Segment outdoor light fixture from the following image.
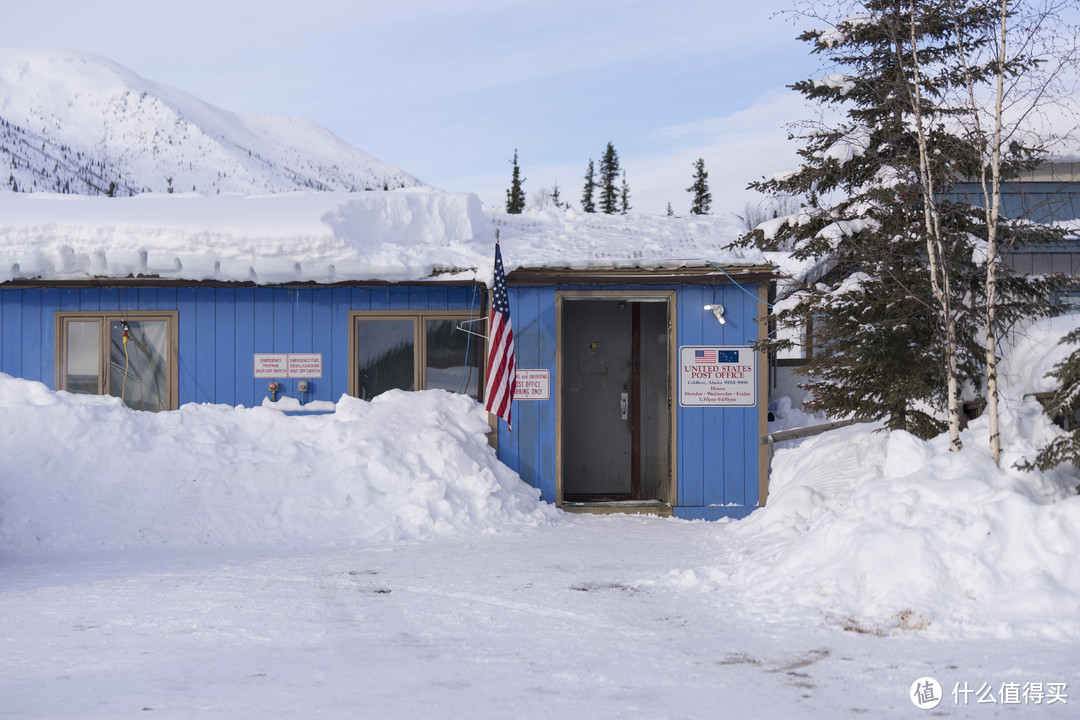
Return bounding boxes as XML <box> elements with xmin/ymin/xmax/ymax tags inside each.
<box><xmin>703</xmin><ymin>303</ymin><xmax>726</xmax><ymax>324</ymax></box>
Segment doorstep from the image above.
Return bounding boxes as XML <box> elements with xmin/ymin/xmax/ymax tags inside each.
<box><xmin>559</xmin><ymin>500</ymin><xmax>674</xmax><ymax>517</ymax></box>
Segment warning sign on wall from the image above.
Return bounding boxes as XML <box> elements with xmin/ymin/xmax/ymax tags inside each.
<box><xmin>286</xmin><ymin>354</ymin><xmax>322</xmax><ymax>378</ymax></box>
<box><xmin>254</xmin><ymin>353</ymin><xmax>323</xmax><ymax>379</ymax></box>
<box><xmin>513</xmin><ymin>369</ymin><xmax>550</xmax><ymax>400</ymax></box>
<box><xmin>254</xmin><ymin>354</ymin><xmax>288</xmax><ymax>378</ymax></box>
<box><xmin>678</xmin><ymin>346</ymin><xmax>756</xmax><ymax>407</ymax></box>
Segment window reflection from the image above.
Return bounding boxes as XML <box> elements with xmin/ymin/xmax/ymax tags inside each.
<box><xmin>64</xmin><ymin>320</ymin><xmax>101</xmax><ymax>395</ymax></box>
<box><xmin>109</xmin><ymin>321</ymin><xmax>170</xmax><ymax>411</ymax></box>
<box><xmin>425</xmin><ymin>318</ymin><xmax>481</xmax><ymax>400</ymax></box>
<box><xmin>355</xmin><ymin>319</ymin><xmax>415</xmax><ymax>400</ymax></box>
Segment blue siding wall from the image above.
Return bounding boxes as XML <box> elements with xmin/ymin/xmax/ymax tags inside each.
<box><xmin>1</xmin><ymin>280</ymin><xmax>763</xmax><ymax>519</ymax></box>
<box><xmin>0</xmin><ymin>285</ymin><xmax>480</xmax><ymax>407</ymax></box>
<box><xmin>496</xmin><ymin>286</ymin><xmax>558</xmax><ymax>502</ymax></box>
<box><xmin>496</xmin><ymin>282</ymin><xmax>764</xmax><ymax>518</ymax></box>
<box><xmin>674</xmin><ymin>283</ymin><xmax>761</xmax><ymax>520</ymax></box>
<box><xmin>948</xmin><ymin>181</ymin><xmax>1080</xmax><ymax>225</ymax></box>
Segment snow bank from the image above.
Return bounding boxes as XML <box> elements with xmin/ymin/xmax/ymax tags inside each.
<box><xmin>0</xmin><ymin>189</ymin><xmax>766</xmax><ymax>286</ymax></box>
<box><xmin>491</xmin><ymin>206</ymin><xmax>763</xmax><ymax>278</ymax></box>
<box><xmin>725</xmin><ymin>410</ymin><xmax>1080</xmax><ymax>639</ymax></box>
<box><xmin>668</xmin><ymin>314</ymin><xmax>1080</xmax><ymax>640</ymax></box>
<box><xmin>0</xmin><ymin>189</ymin><xmax>493</xmax><ymax>284</ymax></box>
<box><xmin>999</xmin><ymin>314</ymin><xmax>1080</xmax><ymax>396</ymax></box>
<box><xmin>0</xmin><ymin>378</ymin><xmax>560</xmax><ymax>553</ymax></box>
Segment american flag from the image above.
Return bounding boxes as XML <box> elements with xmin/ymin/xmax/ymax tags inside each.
<box><xmin>483</xmin><ymin>241</ymin><xmax>516</xmax><ymax>428</ymax></box>
<box><xmin>694</xmin><ymin>349</ymin><xmax>717</xmax><ymax>364</ymax></box>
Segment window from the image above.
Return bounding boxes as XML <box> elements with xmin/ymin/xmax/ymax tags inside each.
<box><xmin>774</xmin><ymin>315</ymin><xmax>813</xmax><ymax>364</ymax></box>
<box><xmin>56</xmin><ymin>312</ymin><xmax>178</xmax><ymax>411</ymax></box>
<box><xmin>350</xmin><ymin>311</ymin><xmax>483</xmax><ymax>401</ymax></box>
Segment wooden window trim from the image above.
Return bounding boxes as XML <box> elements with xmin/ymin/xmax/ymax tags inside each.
<box><xmin>54</xmin><ymin>310</ymin><xmax>179</xmax><ymax>410</ymax></box>
<box><xmin>348</xmin><ymin>310</ymin><xmax>486</xmax><ymax>399</ymax></box>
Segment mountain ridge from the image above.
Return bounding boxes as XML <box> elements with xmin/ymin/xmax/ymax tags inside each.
<box><xmin>0</xmin><ymin>47</ymin><xmax>422</xmax><ymax>197</ymax></box>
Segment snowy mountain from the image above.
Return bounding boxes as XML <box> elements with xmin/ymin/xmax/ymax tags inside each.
<box><xmin>0</xmin><ymin>48</ymin><xmax>422</xmax><ymax>196</ymax></box>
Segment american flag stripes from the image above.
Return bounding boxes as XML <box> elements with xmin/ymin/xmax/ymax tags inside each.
<box><xmin>483</xmin><ymin>240</ymin><xmax>515</xmax><ymax>428</ymax></box>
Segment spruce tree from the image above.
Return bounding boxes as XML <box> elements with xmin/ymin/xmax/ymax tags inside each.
<box><xmin>598</xmin><ymin>142</ymin><xmax>620</xmax><ymax>214</ymax></box>
<box><xmin>505</xmin><ymin>149</ymin><xmax>526</xmax><ymax>214</ymax></box>
<box><xmin>739</xmin><ymin>1</ymin><xmax>1059</xmax><ymax>439</ymax></box>
<box><xmin>687</xmin><ymin>158</ymin><xmax>711</xmax><ymax>215</ymax></box>
<box><xmin>620</xmin><ymin>170</ymin><xmax>631</xmax><ymax>214</ymax></box>
<box><xmin>1027</xmin><ymin>328</ymin><xmax>1080</xmax><ymax>470</ymax></box>
<box><xmin>666</xmin><ymin>202</ymin><xmax>674</xmax><ymax>217</ymax></box>
<box><xmin>581</xmin><ymin>160</ymin><xmax>596</xmax><ymax>213</ymax></box>
<box><xmin>551</xmin><ymin>181</ymin><xmax>568</xmax><ymax>210</ymax></box>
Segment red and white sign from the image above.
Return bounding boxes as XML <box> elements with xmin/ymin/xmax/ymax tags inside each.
<box><xmin>286</xmin><ymin>354</ymin><xmax>322</xmax><ymax>378</ymax></box>
<box><xmin>513</xmin><ymin>369</ymin><xmax>550</xmax><ymax>401</ymax></box>
<box><xmin>254</xmin><ymin>354</ymin><xmax>288</xmax><ymax>378</ymax></box>
<box><xmin>253</xmin><ymin>353</ymin><xmax>323</xmax><ymax>378</ymax></box>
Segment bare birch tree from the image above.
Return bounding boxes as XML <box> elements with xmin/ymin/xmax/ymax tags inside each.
<box><xmin>945</xmin><ymin>0</ymin><xmax>1080</xmax><ymax>463</ymax></box>
<box><xmin>899</xmin><ymin>0</ymin><xmax>966</xmax><ymax>450</ymax></box>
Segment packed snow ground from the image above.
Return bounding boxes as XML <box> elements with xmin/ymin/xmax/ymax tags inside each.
<box><xmin>2</xmin><ymin>319</ymin><xmax>1080</xmax><ymax>717</ymax></box>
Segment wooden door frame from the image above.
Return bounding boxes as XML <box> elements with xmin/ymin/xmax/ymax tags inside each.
<box><xmin>555</xmin><ymin>290</ymin><xmax>677</xmax><ymax>507</ymax></box>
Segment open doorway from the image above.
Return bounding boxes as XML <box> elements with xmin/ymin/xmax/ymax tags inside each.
<box><xmin>560</xmin><ymin>295</ymin><xmax>672</xmax><ymax>505</ymax></box>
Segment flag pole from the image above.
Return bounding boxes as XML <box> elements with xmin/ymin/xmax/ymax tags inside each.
<box><xmin>483</xmin><ymin>229</ymin><xmax>515</xmax><ymax>431</ymax></box>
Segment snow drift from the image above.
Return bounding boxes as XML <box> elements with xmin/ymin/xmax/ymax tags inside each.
<box><xmin>3</xmin><ymin>317</ymin><xmax>1080</xmax><ymax>641</ymax></box>
<box><xmin>666</xmin><ymin>315</ymin><xmax>1080</xmax><ymax>639</ymax></box>
<box><xmin>0</xmin><ymin>378</ymin><xmax>559</xmax><ymax>552</ymax></box>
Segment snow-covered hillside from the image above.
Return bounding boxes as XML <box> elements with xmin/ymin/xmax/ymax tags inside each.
<box><xmin>0</xmin><ymin>48</ymin><xmax>421</xmax><ymax>196</ymax></box>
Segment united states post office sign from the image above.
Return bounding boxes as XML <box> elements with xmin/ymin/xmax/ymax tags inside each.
<box><xmin>678</xmin><ymin>346</ymin><xmax>756</xmax><ymax>407</ymax></box>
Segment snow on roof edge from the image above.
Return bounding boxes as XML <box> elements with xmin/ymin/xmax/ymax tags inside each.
<box><xmin>0</xmin><ymin>189</ymin><xmax>771</xmax><ymax>286</ymax></box>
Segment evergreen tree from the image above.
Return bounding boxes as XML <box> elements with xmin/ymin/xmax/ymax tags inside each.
<box><xmin>581</xmin><ymin>160</ymin><xmax>596</xmax><ymax>213</ymax></box>
<box><xmin>687</xmin><ymin>158</ymin><xmax>711</xmax><ymax>215</ymax></box>
<box><xmin>551</xmin><ymin>181</ymin><xmax>569</xmax><ymax>210</ymax></box>
<box><xmin>505</xmin><ymin>149</ymin><xmax>526</xmax><ymax>214</ymax></box>
<box><xmin>598</xmin><ymin>142</ymin><xmax>620</xmax><ymax>214</ymax></box>
<box><xmin>619</xmin><ymin>170</ymin><xmax>631</xmax><ymax>214</ymax></box>
<box><xmin>739</xmin><ymin>1</ymin><xmax>1059</xmax><ymax>439</ymax></box>
<box><xmin>666</xmin><ymin>202</ymin><xmax>674</xmax><ymax>217</ymax></box>
<box><xmin>1026</xmin><ymin>328</ymin><xmax>1080</xmax><ymax>470</ymax></box>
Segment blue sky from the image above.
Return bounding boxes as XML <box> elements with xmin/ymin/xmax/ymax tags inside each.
<box><xmin>7</xmin><ymin>0</ymin><xmax>824</xmax><ymax>215</ymax></box>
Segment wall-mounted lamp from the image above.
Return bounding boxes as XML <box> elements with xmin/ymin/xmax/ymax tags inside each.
<box><xmin>703</xmin><ymin>303</ymin><xmax>726</xmax><ymax>325</ymax></box>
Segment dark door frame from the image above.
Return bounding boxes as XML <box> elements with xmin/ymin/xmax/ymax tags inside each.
<box><xmin>555</xmin><ymin>289</ymin><xmax>677</xmax><ymax>507</ymax></box>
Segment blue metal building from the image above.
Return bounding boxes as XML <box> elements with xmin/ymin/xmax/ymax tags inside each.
<box><xmin>0</xmin><ymin>190</ymin><xmax>774</xmax><ymax>519</ymax></box>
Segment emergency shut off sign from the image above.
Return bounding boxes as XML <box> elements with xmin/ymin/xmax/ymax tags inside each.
<box><xmin>678</xmin><ymin>346</ymin><xmax>756</xmax><ymax>407</ymax></box>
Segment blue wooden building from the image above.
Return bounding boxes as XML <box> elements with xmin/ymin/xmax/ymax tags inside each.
<box><xmin>948</xmin><ymin>161</ymin><xmax>1080</xmax><ymax>276</ymax></box>
<box><xmin>0</xmin><ymin>189</ymin><xmax>774</xmax><ymax>519</ymax></box>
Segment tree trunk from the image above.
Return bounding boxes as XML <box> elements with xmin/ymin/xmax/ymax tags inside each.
<box><xmin>948</xmin><ymin>0</ymin><xmax>1008</xmax><ymax>464</ymax></box>
<box><xmin>906</xmin><ymin>0</ymin><xmax>963</xmax><ymax>451</ymax></box>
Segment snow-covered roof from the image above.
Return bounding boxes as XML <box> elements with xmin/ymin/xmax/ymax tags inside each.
<box><xmin>0</xmin><ymin>188</ymin><xmax>769</xmax><ymax>286</ymax></box>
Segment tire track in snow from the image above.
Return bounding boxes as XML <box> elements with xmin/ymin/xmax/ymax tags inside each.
<box><xmin>398</xmin><ymin>585</ymin><xmax>651</xmax><ymax>638</ymax></box>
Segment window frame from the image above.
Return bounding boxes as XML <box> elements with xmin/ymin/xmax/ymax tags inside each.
<box><xmin>54</xmin><ymin>310</ymin><xmax>179</xmax><ymax>411</ymax></box>
<box><xmin>348</xmin><ymin>309</ymin><xmax>486</xmax><ymax>401</ymax></box>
